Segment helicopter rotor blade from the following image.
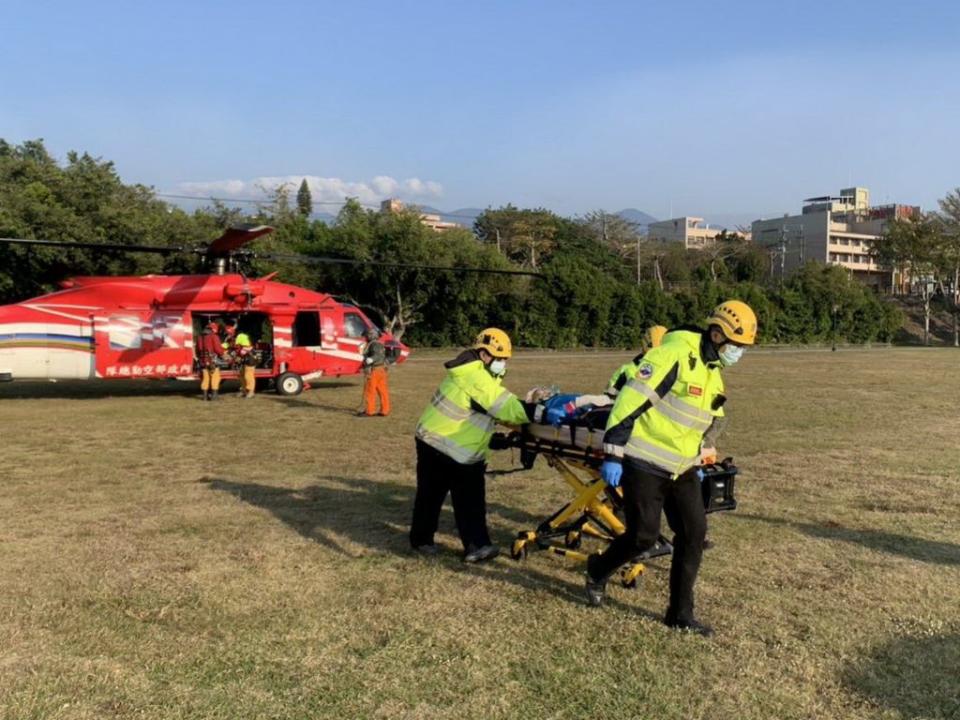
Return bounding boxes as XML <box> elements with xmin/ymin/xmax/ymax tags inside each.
<box><xmin>0</xmin><ymin>237</ymin><xmax>186</xmax><ymax>254</ymax></box>
<box><xmin>258</xmin><ymin>252</ymin><xmax>544</xmax><ymax>278</ymax></box>
<box><xmin>206</xmin><ymin>225</ymin><xmax>275</xmax><ymax>256</ymax></box>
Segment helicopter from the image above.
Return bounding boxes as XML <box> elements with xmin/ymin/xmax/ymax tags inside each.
<box><xmin>0</xmin><ymin>226</ymin><xmax>539</xmax><ymax>395</ymax></box>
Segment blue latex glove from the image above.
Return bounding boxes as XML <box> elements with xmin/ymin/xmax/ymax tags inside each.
<box><xmin>545</xmin><ymin>406</ymin><xmax>566</xmax><ymax>426</ymax></box>
<box><xmin>600</xmin><ymin>460</ymin><xmax>622</xmax><ymax>487</ymax></box>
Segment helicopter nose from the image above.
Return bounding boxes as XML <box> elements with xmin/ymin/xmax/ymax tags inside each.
<box><xmin>384</xmin><ymin>337</ymin><xmax>410</xmax><ymax>364</ymax></box>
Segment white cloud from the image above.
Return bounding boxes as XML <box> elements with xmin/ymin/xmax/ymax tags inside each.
<box><xmin>173</xmin><ymin>174</ymin><xmax>444</xmax><ymax>207</ymax></box>
<box><xmin>371</xmin><ymin>175</ymin><xmax>399</xmax><ymax>196</ymax></box>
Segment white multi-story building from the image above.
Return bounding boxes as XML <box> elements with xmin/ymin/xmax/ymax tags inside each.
<box><xmin>647</xmin><ymin>216</ymin><xmax>722</xmax><ymax>249</ymax></box>
<box><xmin>751</xmin><ymin>187</ymin><xmax>919</xmax><ymax>289</ymax></box>
<box><xmin>380</xmin><ymin>198</ymin><xmax>462</xmax><ymax>232</ymax></box>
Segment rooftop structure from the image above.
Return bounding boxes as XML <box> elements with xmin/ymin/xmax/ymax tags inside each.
<box><xmin>751</xmin><ymin>187</ymin><xmax>919</xmax><ymax>289</ymax></box>
<box><xmin>647</xmin><ymin>216</ymin><xmax>722</xmax><ymax>249</ymax></box>
<box><xmin>380</xmin><ymin>199</ymin><xmax>462</xmax><ymax>232</ymax></box>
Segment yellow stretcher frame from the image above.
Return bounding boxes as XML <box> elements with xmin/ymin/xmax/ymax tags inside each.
<box><xmin>504</xmin><ymin>434</ymin><xmax>673</xmax><ymax>589</ymax></box>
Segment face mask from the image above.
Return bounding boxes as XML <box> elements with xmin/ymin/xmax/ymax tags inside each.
<box><xmin>488</xmin><ymin>359</ymin><xmax>507</xmax><ymax>377</ymax></box>
<box><xmin>718</xmin><ymin>344</ymin><xmax>744</xmax><ymax>367</ymax></box>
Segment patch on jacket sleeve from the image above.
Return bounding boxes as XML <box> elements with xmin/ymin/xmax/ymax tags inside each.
<box><xmin>637</xmin><ymin>362</ymin><xmax>655</xmax><ymax>380</ymax></box>
<box><xmin>689</xmin><ymin>384</ymin><xmax>703</xmax><ymax>397</ymax></box>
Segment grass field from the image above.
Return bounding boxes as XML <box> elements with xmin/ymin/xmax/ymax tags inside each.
<box><xmin>2</xmin><ymin>348</ymin><xmax>959</xmax><ymax>720</ymax></box>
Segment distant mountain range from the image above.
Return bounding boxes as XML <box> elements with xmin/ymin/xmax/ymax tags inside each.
<box><xmin>614</xmin><ymin>208</ymin><xmax>659</xmax><ymax>228</ymax></box>
<box><xmin>309</xmin><ymin>205</ymin><xmax>759</xmax><ymax>232</ymax></box>
<box><xmin>411</xmin><ymin>206</ymin><xmax>660</xmax><ymax>229</ymax></box>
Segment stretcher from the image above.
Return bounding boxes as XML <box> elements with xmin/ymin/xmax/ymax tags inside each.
<box><xmin>491</xmin><ymin>407</ymin><xmax>739</xmax><ymax>588</ymax></box>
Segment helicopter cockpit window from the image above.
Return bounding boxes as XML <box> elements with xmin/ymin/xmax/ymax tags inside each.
<box><xmin>343</xmin><ymin>313</ymin><xmax>369</xmax><ymax>339</ymax></box>
<box><xmin>293</xmin><ymin>311</ymin><xmax>321</xmax><ymax>347</ymax></box>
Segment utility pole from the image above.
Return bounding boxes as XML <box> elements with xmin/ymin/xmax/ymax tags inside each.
<box><xmin>636</xmin><ymin>235</ymin><xmax>641</xmax><ymax>285</ymax></box>
<box><xmin>831</xmin><ymin>303</ymin><xmax>839</xmax><ymax>351</ymax></box>
<box><xmin>779</xmin><ymin>225</ymin><xmax>787</xmax><ymax>287</ymax></box>
<box><xmin>495</xmin><ymin>228</ymin><xmax>501</xmax><ymax>254</ymax></box>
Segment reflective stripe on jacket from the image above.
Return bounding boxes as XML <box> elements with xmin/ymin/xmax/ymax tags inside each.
<box><xmin>602</xmin><ymin>330</ymin><xmax>724</xmax><ymax>478</ymax></box>
<box><xmin>416</xmin><ymin>351</ymin><xmax>529</xmax><ymax>464</ymax></box>
<box><xmin>604</xmin><ymin>350</ymin><xmax>646</xmax><ymax>396</ymax></box>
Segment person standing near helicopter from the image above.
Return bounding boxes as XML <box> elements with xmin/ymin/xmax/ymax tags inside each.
<box><xmin>233</xmin><ymin>327</ymin><xmax>256</xmax><ymax>398</ymax></box>
<box><xmin>197</xmin><ymin>321</ymin><xmax>225</xmax><ymax>401</ymax></box>
<box><xmin>358</xmin><ymin>327</ymin><xmax>391</xmax><ymax>417</ymax></box>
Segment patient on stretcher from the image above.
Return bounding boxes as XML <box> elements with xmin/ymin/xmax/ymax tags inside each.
<box><xmin>521</xmin><ymin>387</ymin><xmax>614</xmax><ymax>450</ymax></box>
<box><xmin>522</xmin><ymin>386</ymin><xmax>725</xmax><ymax>462</ymax></box>
<box><xmin>525</xmin><ymin>386</ymin><xmax>611</xmax><ymax>425</ymax></box>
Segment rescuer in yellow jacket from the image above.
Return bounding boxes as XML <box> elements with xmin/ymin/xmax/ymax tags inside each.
<box><xmin>585</xmin><ymin>301</ymin><xmax>757</xmax><ymax>637</ymax></box>
<box><xmin>605</xmin><ymin>325</ymin><xmax>668</xmax><ymax>397</ymax></box>
<box><xmin>411</xmin><ymin>328</ymin><xmax>533</xmax><ymax>563</ymax></box>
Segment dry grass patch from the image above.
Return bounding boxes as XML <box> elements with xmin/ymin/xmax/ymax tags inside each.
<box><xmin>1</xmin><ymin>348</ymin><xmax>958</xmax><ymax>719</ymax></box>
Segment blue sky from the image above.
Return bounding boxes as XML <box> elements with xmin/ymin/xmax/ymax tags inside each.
<box><xmin>2</xmin><ymin>0</ymin><xmax>958</xmax><ymax>224</ymax></box>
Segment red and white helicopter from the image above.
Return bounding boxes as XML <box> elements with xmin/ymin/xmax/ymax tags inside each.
<box><xmin>0</xmin><ymin>226</ymin><xmax>539</xmax><ymax>394</ymax></box>
<box><xmin>0</xmin><ymin>226</ymin><xmax>412</xmax><ymax>394</ymax></box>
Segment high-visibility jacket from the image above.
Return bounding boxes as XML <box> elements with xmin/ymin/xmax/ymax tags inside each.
<box><xmin>603</xmin><ymin>329</ymin><xmax>725</xmax><ymax>478</ymax></box>
<box><xmin>416</xmin><ymin>350</ymin><xmax>530</xmax><ymax>465</ymax></box>
<box><xmin>605</xmin><ymin>351</ymin><xmax>645</xmax><ymax>397</ymax></box>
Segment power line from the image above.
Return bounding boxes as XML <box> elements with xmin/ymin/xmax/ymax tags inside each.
<box><xmin>156</xmin><ymin>192</ymin><xmax>355</xmax><ymax>207</ymax></box>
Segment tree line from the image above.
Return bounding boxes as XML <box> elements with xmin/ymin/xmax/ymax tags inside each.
<box><xmin>0</xmin><ymin>139</ymin><xmax>915</xmax><ymax>347</ymax></box>
<box><xmin>868</xmin><ymin>199</ymin><xmax>960</xmax><ymax>346</ymax></box>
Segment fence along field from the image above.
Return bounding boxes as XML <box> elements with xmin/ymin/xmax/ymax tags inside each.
<box><xmin>1</xmin><ymin>348</ymin><xmax>958</xmax><ymax>720</ymax></box>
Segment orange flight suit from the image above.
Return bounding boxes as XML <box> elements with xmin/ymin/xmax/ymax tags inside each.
<box><xmin>361</xmin><ymin>337</ymin><xmax>390</xmax><ymax>416</ymax></box>
<box><xmin>363</xmin><ymin>366</ymin><xmax>390</xmax><ymax>416</ymax></box>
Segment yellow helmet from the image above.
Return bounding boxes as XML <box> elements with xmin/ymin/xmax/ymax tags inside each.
<box><xmin>473</xmin><ymin>327</ymin><xmax>513</xmax><ymax>358</ymax></box>
<box><xmin>646</xmin><ymin>325</ymin><xmax>668</xmax><ymax>348</ymax></box>
<box><xmin>707</xmin><ymin>300</ymin><xmax>757</xmax><ymax>345</ymax></box>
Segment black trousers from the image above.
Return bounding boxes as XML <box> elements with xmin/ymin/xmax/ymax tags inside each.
<box><xmin>588</xmin><ymin>461</ymin><xmax>706</xmax><ymax>622</ymax></box>
<box><xmin>410</xmin><ymin>439</ymin><xmax>491</xmax><ymax>551</ymax></box>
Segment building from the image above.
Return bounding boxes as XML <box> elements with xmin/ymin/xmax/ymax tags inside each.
<box><xmin>647</xmin><ymin>217</ymin><xmax>722</xmax><ymax>249</ymax></box>
<box><xmin>751</xmin><ymin>187</ymin><xmax>919</xmax><ymax>289</ymax></box>
<box><xmin>380</xmin><ymin>198</ymin><xmax>462</xmax><ymax>232</ymax></box>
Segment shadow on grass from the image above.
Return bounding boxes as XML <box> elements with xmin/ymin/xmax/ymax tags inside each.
<box><xmin>844</xmin><ymin>632</ymin><xmax>960</xmax><ymax>719</ymax></box>
<box><xmin>202</xmin><ymin>474</ymin><xmax>544</xmax><ymax>549</ymax></box>
<box><xmin>200</xmin><ymin>474</ymin><xmax>662</xmax><ymax>617</ymax></box>
<box><xmin>0</xmin><ymin>379</ymin><xmax>203</xmax><ymax>399</ymax></box>
<box><xmin>0</xmin><ymin>378</ymin><xmax>356</xmax><ymax>400</ymax></box>
<box><xmin>307</xmin><ymin>380</ymin><xmax>359</xmax><ymax>390</ymax></box>
<box><xmin>735</xmin><ymin>513</ymin><xmax>960</xmax><ymax>567</ymax></box>
<box><xmin>265</xmin><ymin>396</ymin><xmax>359</xmax><ymax>414</ymax></box>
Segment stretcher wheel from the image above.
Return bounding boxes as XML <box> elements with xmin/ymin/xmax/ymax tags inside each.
<box><xmin>510</xmin><ymin>540</ymin><xmax>528</xmax><ymax>561</ymax></box>
<box><xmin>520</xmin><ymin>448</ymin><xmax>537</xmax><ymax>470</ymax></box>
<box><xmin>564</xmin><ymin>531</ymin><xmax>582</xmax><ymax>550</ymax></box>
<box><xmin>619</xmin><ymin>565</ymin><xmax>644</xmax><ymax>589</ymax></box>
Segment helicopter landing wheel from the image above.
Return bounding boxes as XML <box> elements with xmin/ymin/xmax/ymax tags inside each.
<box><xmin>276</xmin><ymin>372</ymin><xmax>304</xmax><ymax>396</ymax></box>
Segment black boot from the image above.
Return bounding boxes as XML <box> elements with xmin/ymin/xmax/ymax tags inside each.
<box><xmin>584</xmin><ymin>554</ymin><xmax>608</xmax><ymax>607</ymax></box>
<box><xmin>463</xmin><ymin>544</ymin><xmax>500</xmax><ymax>563</ymax></box>
<box><xmin>210</xmin><ymin>391</ymin><xmax>219</xmax><ymax>401</ymax></box>
<box><xmin>664</xmin><ymin>614</ymin><xmax>714</xmax><ymax>637</ymax></box>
